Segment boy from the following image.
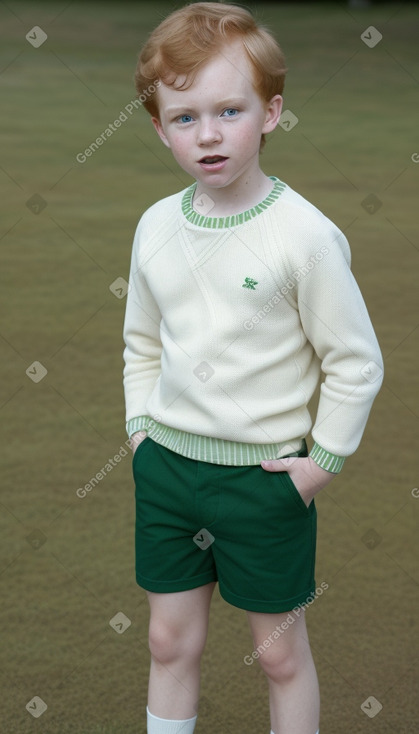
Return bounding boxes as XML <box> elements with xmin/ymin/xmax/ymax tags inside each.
<box><xmin>123</xmin><ymin>3</ymin><xmax>383</xmax><ymax>733</ymax></box>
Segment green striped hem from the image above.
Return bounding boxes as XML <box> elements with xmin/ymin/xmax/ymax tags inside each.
<box><xmin>127</xmin><ymin>415</ymin><xmax>149</xmax><ymax>436</ymax></box>
<box><xmin>309</xmin><ymin>442</ymin><xmax>346</xmax><ymax>473</ymax></box>
<box><xmin>126</xmin><ymin>416</ymin><xmax>304</xmax><ymax>467</ymax></box>
<box><xmin>181</xmin><ymin>176</ymin><xmax>286</xmax><ymax>228</ymax></box>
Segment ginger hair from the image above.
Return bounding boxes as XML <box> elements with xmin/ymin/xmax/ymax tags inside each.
<box><xmin>134</xmin><ymin>2</ymin><xmax>287</xmax><ymax>149</ymax></box>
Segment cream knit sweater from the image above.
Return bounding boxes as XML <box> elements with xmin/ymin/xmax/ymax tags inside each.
<box><xmin>123</xmin><ymin>177</ymin><xmax>383</xmax><ymax>470</ymax></box>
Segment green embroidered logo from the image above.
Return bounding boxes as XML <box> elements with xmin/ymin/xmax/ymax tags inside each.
<box><xmin>242</xmin><ymin>277</ymin><xmax>258</xmax><ymax>290</ymax></box>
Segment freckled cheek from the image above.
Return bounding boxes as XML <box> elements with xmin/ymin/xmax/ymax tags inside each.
<box><xmin>235</xmin><ymin>125</ymin><xmax>260</xmax><ymax>151</ymax></box>
<box><xmin>169</xmin><ymin>135</ymin><xmax>193</xmax><ymax>161</ymax></box>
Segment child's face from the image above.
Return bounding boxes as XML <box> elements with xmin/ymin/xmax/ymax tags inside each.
<box><xmin>151</xmin><ymin>39</ymin><xmax>282</xmax><ymax>190</ymax></box>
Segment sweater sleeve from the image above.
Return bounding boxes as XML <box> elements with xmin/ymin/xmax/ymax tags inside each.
<box><xmin>290</xmin><ymin>217</ymin><xmax>384</xmax><ymax>461</ymax></box>
<box><xmin>122</xmin><ymin>219</ymin><xmax>163</xmax><ymax>435</ymax></box>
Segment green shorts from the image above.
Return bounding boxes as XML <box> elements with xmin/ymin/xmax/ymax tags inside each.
<box><xmin>132</xmin><ymin>437</ymin><xmax>317</xmax><ymax>613</ymax></box>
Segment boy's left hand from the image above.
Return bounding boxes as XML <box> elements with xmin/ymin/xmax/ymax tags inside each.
<box><xmin>260</xmin><ymin>456</ymin><xmax>337</xmax><ymax>508</ymax></box>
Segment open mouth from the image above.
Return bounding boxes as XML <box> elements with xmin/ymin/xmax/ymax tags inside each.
<box><xmin>199</xmin><ymin>156</ymin><xmax>228</xmax><ymax>164</ymax></box>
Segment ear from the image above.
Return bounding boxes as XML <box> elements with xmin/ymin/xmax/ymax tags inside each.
<box><xmin>151</xmin><ymin>117</ymin><xmax>171</xmax><ymax>148</ymax></box>
<box><xmin>262</xmin><ymin>95</ymin><xmax>283</xmax><ymax>134</ymax></box>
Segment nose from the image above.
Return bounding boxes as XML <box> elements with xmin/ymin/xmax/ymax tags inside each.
<box><xmin>196</xmin><ymin>117</ymin><xmax>222</xmax><ymax>146</ymax></box>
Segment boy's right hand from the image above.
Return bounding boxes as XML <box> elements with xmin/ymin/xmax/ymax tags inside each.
<box><xmin>130</xmin><ymin>430</ymin><xmax>148</xmax><ymax>454</ymax></box>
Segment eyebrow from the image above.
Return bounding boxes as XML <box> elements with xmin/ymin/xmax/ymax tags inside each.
<box><xmin>165</xmin><ymin>98</ymin><xmax>248</xmax><ymax>115</ymax></box>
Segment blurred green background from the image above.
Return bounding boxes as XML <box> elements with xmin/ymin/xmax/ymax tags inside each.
<box><xmin>1</xmin><ymin>2</ymin><xmax>418</xmax><ymax>732</ymax></box>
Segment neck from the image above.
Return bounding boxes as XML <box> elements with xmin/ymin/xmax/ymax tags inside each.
<box><xmin>193</xmin><ymin>169</ymin><xmax>274</xmax><ymax>218</ymax></box>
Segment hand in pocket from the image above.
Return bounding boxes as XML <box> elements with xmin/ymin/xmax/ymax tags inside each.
<box><xmin>130</xmin><ymin>430</ymin><xmax>148</xmax><ymax>455</ymax></box>
<box><xmin>260</xmin><ymin>456</ymin><xmax>336</xmax><ymax>507</ymax></box>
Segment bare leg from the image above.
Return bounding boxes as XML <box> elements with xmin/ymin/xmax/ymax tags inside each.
<box><xmin>147</xmin><ymin>582</ymin><xmax>216</xmax><ymax>719</ymax></box>
<box><xmin>246</xmin><ymin>609</ymin><xmax>319</xmax><ymax>734</ymax></box>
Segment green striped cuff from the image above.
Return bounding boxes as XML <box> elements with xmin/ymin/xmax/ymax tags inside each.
<box><xmin>309</xmin><ymin>442</ymin><xmax>346</xmax><ymax>473</ymax></box>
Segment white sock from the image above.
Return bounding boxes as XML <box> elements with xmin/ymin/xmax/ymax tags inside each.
<box><xmin>147</xmin><ymin>706</ymin><xmax>197</xmax><ymax>734</ymax></box>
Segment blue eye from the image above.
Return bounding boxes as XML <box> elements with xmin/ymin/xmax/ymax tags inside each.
<box><xmin>222</xmin><ymin>108</ymin><xmax>238</xmax><ymax>117</ymax></box>
<box><xmin>178</xmin><ymin>114</ymin><xmax>193</xmax><ymax>123</ymax></box>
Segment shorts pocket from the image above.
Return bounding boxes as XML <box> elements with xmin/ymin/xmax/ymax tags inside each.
<box><xmin>132</xmin><ymin>436</ymin><xmax>151</xmax><ymax>472</ymax></box>
<box><xmin>282</xmin><ymin>472</ymin><xmax>312</xmax><ymax>516</ymax></box>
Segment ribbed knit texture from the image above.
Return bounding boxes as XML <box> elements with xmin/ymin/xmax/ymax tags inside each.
<box><xmin>182</xmin><ymin>175</ymin><xmax>286</xmax><ymax>228</ymax></box>
<box><xmin>271</xmin><ymin>727</ymin><xmax>319</xmax><ymax>733</ymax></box>
<box><xmin>123</xmin><ymin>177</ymin><xmax>383</xmax><ymax>468</ymax></box>
<box><xmin>127</xmin><ymin>415</ymin><xmax>305</xmax><ymax>465</ymax></box>
<box><xmin>147</xmin><ymin>707</ymin><xmax>197</xmax><ymax>734</ymax></box>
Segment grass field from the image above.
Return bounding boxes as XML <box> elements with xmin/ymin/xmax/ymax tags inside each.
<box><xmin>1</xmin><ymin>1</ymin><xmax>418</xmax><ymax>732</ymax></box>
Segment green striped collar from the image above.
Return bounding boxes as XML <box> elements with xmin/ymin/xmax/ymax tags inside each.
<box><xmin>181</xmin><ymin>176</ymin><xmax>286</xmax><ymax>229</ymax></box>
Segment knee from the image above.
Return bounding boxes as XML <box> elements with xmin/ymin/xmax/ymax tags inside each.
<box><xmin>148</xmin><ymin>618</ymin><xmax>204</xmax><ymax>665</ymax></box>
<box><xmin>257</xmin><ymin>641</ymin><xmax>301</xmax><ymax>684</ymax></box>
